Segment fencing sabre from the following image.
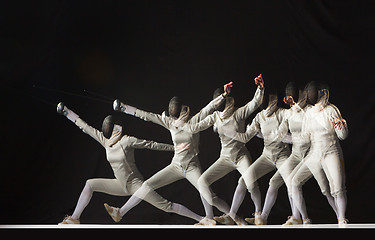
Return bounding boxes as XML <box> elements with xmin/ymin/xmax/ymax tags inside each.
<box><xmin>32</xmin><ymin>85</ymin><xmax>113</xmax><ymax>104</ymax></box>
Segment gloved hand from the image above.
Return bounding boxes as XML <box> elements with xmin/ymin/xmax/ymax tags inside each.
<box><xmin>332</xmin><ymin>119</ymin><xmax>346</xmax><ymax>130</ymax></box>
<box><xmin>113</xmin><ymin>99</ymin><xmax>137</xmax><ymax>116</ymax></box>
<box><xmin>254</xmin><ymin>74</ymin><xmax>264</xmax><ymax>89</ymax></box>
<box><xmin>57</xmin><ymin>102</ymin><xmax>79</xmax><ymax>123</ymax></box>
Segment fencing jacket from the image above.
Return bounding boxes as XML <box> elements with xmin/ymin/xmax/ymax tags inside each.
<box><xmin>134</xmin><ymin>95</ymin><xmax>225</xmax><ymax>170</ymax></box>
<box><xmin>179</xmin><ymin>87</ymin><xmax>264</xmax><ymax>163</ymax></box>
<box><xmin>301</xmin><ymin>102</ymin><xmax>348</xmax><ymax>155</ymax></box>
<box><xmin>277</xmin><ymin>104</ymin><xmax>312</xmax><ymax>157</ymax></box>
<box><xmin>75</xmin><ymin>118</ymin><xmax>175</xmax><ymax>192</ymax></box>
<box><xmin>230</xmin><ymin>108</ymin><xmax>290</xmax><ymax>163</ymax></box>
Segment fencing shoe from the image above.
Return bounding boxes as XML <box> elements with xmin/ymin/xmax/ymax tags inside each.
<box><xmin>282</xmin><ymin>216</ymin><xmax>302</xmax><ymax>225</ymax></box>
<box><xmin>245</xmin><ymin>212</ymin><xmax>265</xmax><ymax>225</ymax></box>
<box><xmin>59</xmin><ymin>216</ymin><xmax>80</xmax><ymax>225</ymax></box>
<box><xmin>194</xmin><ymin>217</ymin><xmax>216</xmax><ymax>226</ymax></box>
<box><xmin>303</xmin><ymin>218</ymin><xmax>312</xmax><ymax>224</ymax></box>
<box><xmin>338</xmin><ymin>218</ymin><xmax>348</xmax><ymax>228</ymax></box>
<box><xmin>104</xmin><ymin>203</ymin><xmax>122</xmax><ymax>223</ymax></box>
<box><xmin>214</xmin><ymin>214</ymin><xmax>235</xmax><ymax>225</ymax></box>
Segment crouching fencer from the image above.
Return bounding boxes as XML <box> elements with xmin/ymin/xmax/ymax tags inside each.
<box><xmin>56</xmin><ymin>103</ymin><xmax>205</xmax><ymax>224</ymax></box>
<box><xmin>290</xmin><ymin>82</ymin><xmax>348</xmax><ymax>226</ymax></box>
<box><xmin>221</xmin><ymin>89</ymin><xmax>293</xmax><ymax>225</ymax></box>
<box><xmin>174</xmin><ymin>74</ymin><xmax>265</xmax><ymax>225</ymax></box>
<box><xmin>104</xmin><ymin>82</ymin><xmax>234</xmax><ymax>225</ymax></box>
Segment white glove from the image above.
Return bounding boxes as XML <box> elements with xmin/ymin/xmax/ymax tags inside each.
<box><xmin>113</xmin><ymin>99</ymin><xmax>137</xmax><ymax>116</ymax></box>
<box><xmin>57</xmin><ymin>102</ymin><xmax>79</xmax><ymax>123</ymax></box>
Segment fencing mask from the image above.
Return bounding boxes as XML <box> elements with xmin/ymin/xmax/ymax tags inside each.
<box><xmin>168</xmin><ymin>96</ymin><xmax>182</xmax><ymax>118</ymax></box>
<box><xmin>285</xmin><ymin>82</ymin><xmax>299</xmax><ymax>103</ymax></box>
<box><xmin>102</xmin><ymin>115</ymin><xmax>123</xmax><ymax>140</ymax></box>
<box><xmin>305</xmin><ymin>81</ymin><xmax>319</xmax><ymax>105</ymax></box>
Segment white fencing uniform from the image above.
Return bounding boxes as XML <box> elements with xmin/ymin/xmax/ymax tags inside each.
<box><xmin>230</xmin><ymin>108</ymin><xmax>291</xmax><ymax>192</ymax></box>
<box><xmin>127</xmin><ymin>95</ymin><xmax>228</xmax><ymax>213</ymax></box>
<box><xmin>292</xmin><ymin>102</ymin><xmax>348</xmax><ymax>197</ymax></box>
<box><xmin>75</xmin><ymin>118</ymin><xmax>176</xmax><ymax>199</ymax></box>
<box><xmin>66</xmin><ymin>117</ymin><xmax>183</xmax><ymax>221</ymax></box>
<box><xmin>285</xmin><ymin>103</ymin><xmax>334</xmax><ymax>197</ymax></box>
<box><xmin>221</xmin><ymin>107</ymin><xmax>293</xmax><ymax>223</ymax></box>
<box><xmin>178</xmin><ymin>88</ymin><xmax>264</xmax><ymax>206</ymax></box>
<box><xmin>261</xmin><ymin>103</ymin><xmax>314</xmax><ymax>223</ymax></box>
<box><xmin>289</xmin><ymin>100</ymin><xmax>348</xmax><ymax>223</ymax></box>
<box><xmin>270</xmin><ymin>104</ymin><xmax>312</xmax><ymax>194</ymax></box>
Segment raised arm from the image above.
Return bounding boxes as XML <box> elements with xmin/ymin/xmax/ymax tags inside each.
<box><xmin>57</xmin><ymin>102</ymin><xmax>106</xmax><ymax>147</ymax></box>
<box><xmin>190</xmin><ymin>95</ymin><xmax>224</xmax><ymax>123</ymax></box>
<box><xmin>125</xmin><ymin>136</ymin><xmax>174</xmax><ymax>151</ymax></box>
<box><xmin>221</xmin><ymin>114</ymin><xmax>261</xmax><ymax>143</ymax></box>
<box><xmin>113</xmin><ymin>99</ymin><xmax>170</xmax><ymax>129</ymax></box>
<box><xmin>235</xmin><ymin>87</ymin><xmax>264</xmax><ymax>120</ymax></box>
<box><xmin>189</xmin><ymin>82</ymin><xmax>233</xmax><ymax>123</ymax></box>
<box><xmin>176</xmin><ymin>113</ymin><xmax>217</xmax><ymax>134</ymax></box>
<box><xmin>234</xmin><ymin>74</ymin><xmax>264</xmax><ymax>120</ymax></box>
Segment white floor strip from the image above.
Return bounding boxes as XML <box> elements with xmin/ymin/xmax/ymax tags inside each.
<box><xmin>1</xmin><ymin>224</ymin><xmax>375</xmax><ymax>229</ymax></box>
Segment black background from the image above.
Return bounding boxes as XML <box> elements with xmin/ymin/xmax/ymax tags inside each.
<box><xmin>1</xmin><ymin>0</ymin><xmax>375</xmax><ymax>225</ymax></box>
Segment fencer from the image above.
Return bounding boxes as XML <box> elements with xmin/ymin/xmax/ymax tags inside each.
<box><xmin>56</xmin><ymin>103</ymin><xmax>204</xmax><ymax>224</ymax></box>
<box><xmin>104</xmin><ymin>82</ymin><xmax>234</xmax><ymax>225</ymax></box>
<box><xmin>221</xmin><ymin>90</ymin><xmax>292</xmax><ymax>225</ymax></box>
<box><xmin>276</xmin><ymin>82</ymin><xmax>338</xmax><ymax>225</ymax></box>
<box><xmin>174</xmin><ymin>74</ymin><xmax>265</xmax><ymax>225</ymax></box>
<box><xmin>261</xmin><ymin>82</ymin><xmax>313</xmax><ymax>225</ymax></box>
<box><xmin>290</xmin><ymin>82</ymin><xmax>348</xmax><ymax>226</ymax></box>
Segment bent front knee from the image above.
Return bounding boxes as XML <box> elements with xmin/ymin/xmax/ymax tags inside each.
<box><xmin>246</xmin><ymin>181</ymin><xmax>259</xmax><ymax>195</ymax></box>
<box><xmin>197</xmin><ymin>176</ymin><xmax>210</xmax><ymax>190</ymax></box>
<box><xmin>330</xmin><ymin>188</ymin><xmax>346</xmax><ymax>197</ymax></box>
<box><xmin>85</xmin><ymin>180</ymin><xmax>94</xmax><ymax>192</ymax></box>
<box><xmin>269</xmin><ymin>178</ymin><xmax>283</xmax><ymax>190</ymax></box>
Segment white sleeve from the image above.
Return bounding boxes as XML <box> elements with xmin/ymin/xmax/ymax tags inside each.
<box><xmin>223</xmin><ymin>114</ymin><xmax>261</xmax><ymax>143</ymax></box>
<box><xmin>179</xmin><ymin>113</ymin><xmax>217</xmax><ymax>134</ymax></box>
<box><xmin>75</xmin><ymin>118</ymin><xmax>107</xmax><ymax>147</ymax></box>
<box><xmin>134</xmin><ymin>109</ymin><xmax>171</xmax><ymax>129</ymax></box>
<box><xmin>125</xmin><ymin>136</ymin><xmax>174</xmax><ymax>151</ymax></box>
<box><xmin>327</xmin><ymin>105</ymin><xmax>348</xmax><ymax>140</ymax></box>
<box><xmin>234</xmin><ymin>87</ymin><xmax>264</xmax><ymax>120</ymax></box>
<box><xmin>189</xmin><ymin>95</ymin><xmax>225</xmax><ymax>123</ymax></box>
